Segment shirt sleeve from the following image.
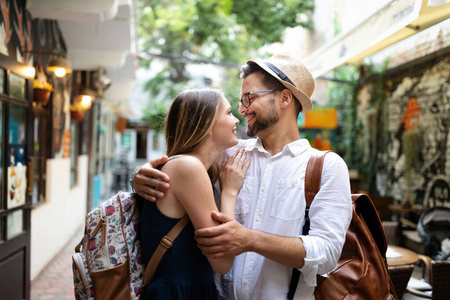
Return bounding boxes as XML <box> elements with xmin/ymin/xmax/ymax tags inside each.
<box><xmin>298</xmin><ymin>152</ymin><xmax>353</xmax><ymax>286</ymax></box>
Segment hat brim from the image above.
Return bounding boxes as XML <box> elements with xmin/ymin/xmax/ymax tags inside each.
<box><xmin>247</xmin><ymin>59</ymin><xmax>313</xmax><ymax>112</ymax></box>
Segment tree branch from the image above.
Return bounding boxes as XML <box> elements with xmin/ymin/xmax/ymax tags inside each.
<box><xmin>137</xmin><ymin>51</ymin><xmax>241</xmax><ymax>69</ymax></box>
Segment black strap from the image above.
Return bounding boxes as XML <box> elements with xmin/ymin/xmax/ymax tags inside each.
<box><xmin>263</xmin><ymin>62</ymin><xmax>296</xmax><ymax>87</ymax></box>
<box><xmin>287</xmin><ymin>206</ymin><xmax>311</xmax><ymax>299</ymax></box>
<box><xmin>287</xmin><ymin>152</ymin><xmax>329</xmax><ymax>299</ymax></box>
<box><xmin>287</xmin><ymin>269</ymin><xmax>300</xmax><ymax>300</ymax></box>
<box><xmin>302</xmin><ymin>206</ymin><xmax>311</xmax><ymax>235</ymax></box>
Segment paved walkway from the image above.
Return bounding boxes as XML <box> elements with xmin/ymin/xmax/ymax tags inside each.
<box><xmin>30</xmin><ymin>232</ymin><xmax>81</xmax><ymax>300</ymax></box>
<box><xmin>30</xmin><ymin>161</ymin><xmax>146</xmax><ymax>299</ymax></box>
<box><xmin>29</xmin><ymin>237</ymin><xmax>425</xmax><ymax>300</ymax></box>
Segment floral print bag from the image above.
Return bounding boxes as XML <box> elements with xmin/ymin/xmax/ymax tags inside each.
<box><xmin>72</xmin><ymin>191</ymin><xmax>144</xmax><ymax>300</ymax></box>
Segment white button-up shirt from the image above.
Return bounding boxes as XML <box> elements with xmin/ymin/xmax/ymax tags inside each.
<box><xmin>215</xmin><ymin>138</ymin><xmax>352</xmax><ymax>300</ymax></box>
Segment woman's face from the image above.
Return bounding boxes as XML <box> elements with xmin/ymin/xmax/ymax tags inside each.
<box><xmin>211</xmin><ymin>96</ymin><xmax>240</xmax><ymax>149</ymax></box>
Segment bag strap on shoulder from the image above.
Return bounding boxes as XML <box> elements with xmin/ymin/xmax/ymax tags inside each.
<box><xmin>140</xmin><ymin>155</ymin><xmax>190</xmax><ymax>294</ymax></box>
<box><xmin>141</xmin><ymin>214</ymin><xmax>190</xmax><ymax>291</ymax></box>
<box><xmin>305</xmin><ymin>151</ymin><xmax>331</xmax><ymax>206</ymax></box>
<box><xmin>288</xmin><ymin>150</ymin><xmax>331</xmax><ymax>300</ymax></box>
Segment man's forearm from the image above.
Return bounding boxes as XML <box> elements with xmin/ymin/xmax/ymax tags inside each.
<box><xmin>248</xmin><ymin>229</ymin><xmax>306</xmax><ymax>269</ymax></box>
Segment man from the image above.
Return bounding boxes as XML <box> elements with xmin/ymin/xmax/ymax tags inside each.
<box><xmin>132</xmin><ymin>54</ymin><xmax>352</xmax><ymax>299</ymax></box>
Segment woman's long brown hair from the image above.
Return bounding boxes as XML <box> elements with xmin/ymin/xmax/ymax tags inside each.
<box><xmin>165</xmin><ymin>88</ymin><xmax>223</xmax><ymax>182</ymax></box>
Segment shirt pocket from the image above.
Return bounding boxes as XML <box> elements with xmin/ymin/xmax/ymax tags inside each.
<box><xmin>235</xmin><ymin>176</ymin><xmax>256</xmax><ymax>215</ymax></box>
<box><xmin>271</xmin><ymin>178</ymin><xmax>304</xmax><ymax>221</ymax></box>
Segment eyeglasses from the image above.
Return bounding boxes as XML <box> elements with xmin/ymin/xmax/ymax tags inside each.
<box><xmin>239</xmin><ymin>90</ymin><xmax>282</xmax><ymax>108</ymax></box>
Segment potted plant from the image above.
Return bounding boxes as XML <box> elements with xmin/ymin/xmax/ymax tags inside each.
<box><xmin>70</xmin><ymin>100</ymin><xmax>86</xmax><ymax>121</ymax></box>
<box><xmin>33</xmin><ymin>65</ymin><xmax>53</xmax><ymax>104</ymax></box>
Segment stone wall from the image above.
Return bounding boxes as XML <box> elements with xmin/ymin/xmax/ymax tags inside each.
<box><xmin>379</xmin><ymin>57</ymin><xmax>450</xmax><ymax>207</ymax></box>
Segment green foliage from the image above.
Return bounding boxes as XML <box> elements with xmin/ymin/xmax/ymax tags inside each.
<box><xmin>138</xmin><ymin>0</ymin><xmax>314</xmax><ymax>128</ymax></box>
<box><xmin>327</xmin><ymin>65</ymin><xmax>359</xmax><ymax>167</ymax></box>
<box><xmin>220</xmin><ymin>68</ymin><xmax>245</xmax><ymax>126</ymax></box>
<box><xmin>142</xmin><ymin>98</ymin><xmax>170</xmax><ymax>134</ymax></box>
<box><xmin>139</xmin><ymin>0</ymin><xmax>313</xmax><ymax>64</ymax></box>
<box><xmin>328</xmin><ymin>55</ymin><xmax>391</xmax><ymax>195</ymax></box>
<box><xmin>359</xmin><ymin>61</ymin><xmax>389</xmax><ymax>195</ymax></box>
<box><xmin>143</xmin><ymin>68</ymin><xmax>187</xmax><ymax>99</ymax></box>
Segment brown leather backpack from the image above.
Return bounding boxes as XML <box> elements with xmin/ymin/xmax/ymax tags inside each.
<box><xmin>287</xmin><ymin>151</ymin><xmax>397</xmax><ymax>300</ymax></box>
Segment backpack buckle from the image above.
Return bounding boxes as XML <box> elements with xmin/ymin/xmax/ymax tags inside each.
<box><xmin>160</xmin><ymin>236</ymin><xmax>173</xmax><ymax>249</ymax></box>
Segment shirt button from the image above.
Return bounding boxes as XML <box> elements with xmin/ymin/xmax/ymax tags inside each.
<box><xmin>243</xmin><ymin>279</ymin><xmax>248</xmax><ymax>285</ymax></box>
<box><xmin>269</xmin><ymin>160</ymin><xmax>273</xmax><ymax>164</ymax></box>
<box><xmin>255</xmin><ymin>216</ymin><xmax>260</xmax><ymax>222</ymax></box>
<box><xmin>261</xmin><ymin>186</ymin><xmax>265</xmax><ymax>192</ymax></box>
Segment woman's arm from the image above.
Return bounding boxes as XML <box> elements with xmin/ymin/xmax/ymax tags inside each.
<box><xmin>219</xmin><ymin>148</ymin><xmax>250</xmax><ymax>218</ymax></box>
<box><xmin>165</xmin><ymin>155</ymin><xmax>247</xmax><ymax>274</ymax></box>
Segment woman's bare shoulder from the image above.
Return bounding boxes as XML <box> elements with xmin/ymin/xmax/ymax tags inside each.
<box><xmin>163</xmin><ymin>156</ymin><xmax>211</xmax><ymax>198</ymax></box>
<box><xmin>163</xmin><ymin>155</ymin><xmax>206</xmax><ymax>177</ymax></box>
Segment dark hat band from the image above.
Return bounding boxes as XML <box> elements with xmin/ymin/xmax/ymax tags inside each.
<box><xmin>263</xmin><ymin>62</ymin><xmax>296</xmax><ymax>87</ymax></box>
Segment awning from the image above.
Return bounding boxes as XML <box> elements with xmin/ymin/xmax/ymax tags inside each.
<box><xmin>304</xmin><ymin>0</ymin><xmax>450</xmax><ymax>78</ymax></box>
<box><xmin>27</xmin><ymin>0</ymin><xmax>137</xmax><ymax>103</ymax></box>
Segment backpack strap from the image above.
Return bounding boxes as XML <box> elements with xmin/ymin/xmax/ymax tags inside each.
<box><xmin>304</xmin><ymin>151</ymin><xmax>330</xmax><ymax>206</ymax></box>
<box><xmin>287</xmin><ymin>150</ymin><xmax>331</xmax><ymax>300</ymax></box>
<box><xmin>141</xmin><ymin>214</ymin><xmax>190</xmax><ymax>292</ymax></box>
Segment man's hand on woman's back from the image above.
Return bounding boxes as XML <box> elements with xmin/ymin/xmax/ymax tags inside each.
<box><xmin>133</xmin><ymin>156</ymin><xmax>170</xmax><ymax>201</ymax></box>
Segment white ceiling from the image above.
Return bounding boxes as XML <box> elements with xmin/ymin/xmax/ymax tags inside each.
<box><xmin>26</xmin><ymin>0</ymin><xmax>137</xmax><ymax>103</ymax></box>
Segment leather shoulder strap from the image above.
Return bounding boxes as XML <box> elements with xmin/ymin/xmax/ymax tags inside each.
<box><xmin>289</xmin><ymin>150</ymin><xmax>332</xmax><ymax>300</ymax></box>
<box><xmin>141</xmin><ymin>214</ymin><xmax>190</xmax><ymax>289</ymax></box>
<box><xmin>305</xmin><ymin>150</ymin><xmax>331</xmax><ymax>206</ymax></box>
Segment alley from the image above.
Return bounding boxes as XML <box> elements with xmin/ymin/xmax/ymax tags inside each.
<box><xmin>31</xmin><ymin>231</ymin><xmax>81</xmax><ymax>300</ymax></box>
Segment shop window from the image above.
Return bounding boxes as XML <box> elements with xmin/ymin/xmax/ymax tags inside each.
<box><xmin>7</xmin><ymin>210</ymin><xmax>24</xmax><ymax>239</ymax></box>
<box><xmin>0</xmin><ymin>102</ymin><xmax>3</xmax><ymax>211</ymax></box>
<box><xmin>70</xmin><ymin>122</ymin><xmax>79</xmax><ymax>187</ymax></box>
<box><xmin>9</xmin><ymin>73</ymin><xmax>26</xmax><ymax>99</ymax></box>
<box><xmin>0</xmin><ymin>69</ymin><xmax>5</xmax><ymax>94</ymax></box>
<box><xmin>31</xmin><ymin>103</ymin><xmax>51</xmax><ymax>206</ymax></box>
<box><xmin>79</xmin><ymin>109</ymin><xmax>89</xmax><ymax>155</ymax></box>
<box><xmin>0</xmin><ymin>217</ymin><xmax>3</xmax><ymax>242</ymax></box>
<box><xmin>8</xmin><ymin>103</ymin><xmax>27</xmax><ymax>210</ymax></box>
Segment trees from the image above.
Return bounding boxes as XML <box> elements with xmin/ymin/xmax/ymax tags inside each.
<box><xmin>138</xmin><ymin>0</ymin><xmax>314</xmax><ymax>126</ymax></box>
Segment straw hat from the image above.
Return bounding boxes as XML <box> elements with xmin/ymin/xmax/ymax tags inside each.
<box><xmin>247</xmin><ymin>54</ymin><xmax>315</xmax><ymax>112</ymax></box>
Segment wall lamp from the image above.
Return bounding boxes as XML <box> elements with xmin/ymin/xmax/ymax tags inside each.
<box><xmin>21</xmin><ymin>49</ymin><xmax>73</xmax><ymax>78</ymax></box>
<box><xmin>78</xmin><ymin>88</ymin><xmax>96</xmax><ymax>110</ymax></box>
<box><xmin>47</xmin><ymin>57</ymin><xmax>72</xmax><ymax>78</ymax></box>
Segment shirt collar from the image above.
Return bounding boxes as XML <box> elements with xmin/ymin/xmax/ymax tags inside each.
<box><xmin>284</xmin><ymin>139</ymin><xmax>311</xmax><ymax>156</ymax></box>
<box><xmin>245</xmin><ymin>137</ymin><xmax>311</xmax><ymax>157</ymax></box>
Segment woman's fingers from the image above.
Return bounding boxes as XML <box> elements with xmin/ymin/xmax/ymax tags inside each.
<box><xmin>226</xmin><ymin>148</ymin><xmax>240</xmax><ymax>165</ymax></box>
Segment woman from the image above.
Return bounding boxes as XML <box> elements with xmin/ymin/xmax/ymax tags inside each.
<box><xmin>140</xmin><ymin>88</ymin><xmax>250</xmax><ymax>299</ymax></box>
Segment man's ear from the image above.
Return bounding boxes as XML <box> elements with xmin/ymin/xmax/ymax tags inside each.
<box><xmin>280</xmin><ymin>89</ymin><xmax>294</xmax><ymax>109</ymax></box>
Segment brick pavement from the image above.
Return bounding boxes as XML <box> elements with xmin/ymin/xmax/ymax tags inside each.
<box><xmin>31</xmin><ymin>233</ymin><xmax>80</xmax><ymax>300</ymax></box>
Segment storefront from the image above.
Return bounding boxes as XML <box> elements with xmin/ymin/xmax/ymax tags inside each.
<box><xmin>0</xmin><ymin>1</ymin><xmax>137</xmax><ymax>298</ymax></box>
<box><xmin>0</xmin><ymin>52</ymin><xmax>34</xmax><ymax>300</ymax></box>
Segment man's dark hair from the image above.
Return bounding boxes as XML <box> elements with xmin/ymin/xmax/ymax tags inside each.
<box><xmin>240</xmin><ymin>62</ymin><xmax>302</xmax><ymax>114</ymax></box>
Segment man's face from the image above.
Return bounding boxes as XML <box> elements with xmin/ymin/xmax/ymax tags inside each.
<box><xmin>239</xmin><ymin>72</ymin><xmax>280</xmax><ymax>137</ymax></box>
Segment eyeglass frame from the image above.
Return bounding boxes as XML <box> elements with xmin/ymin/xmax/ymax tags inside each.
<box><xmin>239</xmin><ymin>90</ymin><xmax>282</xmax><ymax>108</ymax></box>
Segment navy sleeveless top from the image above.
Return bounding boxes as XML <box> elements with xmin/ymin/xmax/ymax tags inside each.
<box><xmin>140</xmin><ymin>169</ymin><xmax>218</xmax><ymax>299</ymax></box>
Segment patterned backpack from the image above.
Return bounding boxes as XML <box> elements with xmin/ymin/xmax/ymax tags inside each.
<box><xmin>72</xmin><ymin>192</ymin><xmax>144</xmax><ymax>300</ymax></box>
<box><xmin>72</xmin><ymin>190</ymin><xmax>189</xmax><ymax>300</ymax></box>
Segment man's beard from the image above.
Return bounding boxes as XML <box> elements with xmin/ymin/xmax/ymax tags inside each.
<box><xmin>247</xmin><ymin>98</ymin><xmax>279</xmax><ymax>137</ymax></box>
